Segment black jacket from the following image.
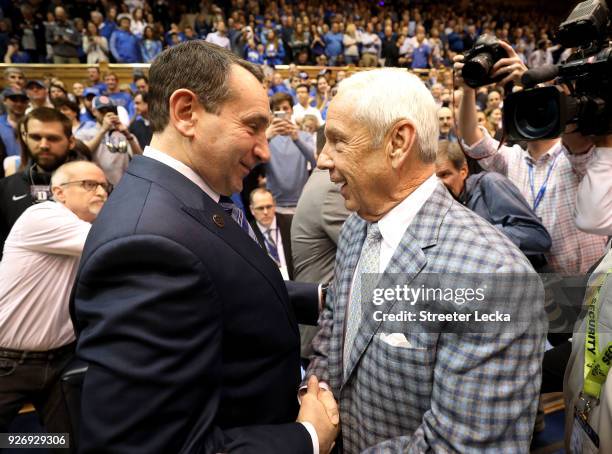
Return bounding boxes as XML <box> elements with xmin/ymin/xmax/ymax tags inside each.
<box><xmin>0</xmin><ymin>163</ymin><xmax>52</xmax><ymax>259</ymax></box>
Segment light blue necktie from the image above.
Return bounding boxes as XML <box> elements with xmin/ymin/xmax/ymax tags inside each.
<box><xmin>344</xmin><ymin>222</ymin><xmax>382</xmax><ymax>378</ymax></box>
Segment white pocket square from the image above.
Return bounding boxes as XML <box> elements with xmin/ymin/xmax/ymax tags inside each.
<box><xmin>378</xmin><ymin>333</ymin><xmax>412</xmax><ymax>348</ymax></box>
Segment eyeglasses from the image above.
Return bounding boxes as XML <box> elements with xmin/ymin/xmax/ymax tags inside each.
<box><xmin>60</xmin><ymin>180</ymin><xmax>113</xmax><ymax>193</ymax></box>
<box><xmin>253</xmin><ymin>204</ymin><xmax>274</xmax><ymax>212</ymax></box>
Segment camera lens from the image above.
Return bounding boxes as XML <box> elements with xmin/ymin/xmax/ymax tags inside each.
<box><xmin>512</xmin><ymin>90</ymin><xmax>559</xmax><ymax>139</ymax></box>
<box><xmin>462</xmin><ymin>53</ymin><xmax>494</xmax><ymax>88</ymax></box>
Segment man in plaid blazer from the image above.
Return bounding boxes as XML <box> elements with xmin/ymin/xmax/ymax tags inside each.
<box><xmin>305</xmin><ymin>69</ymin><xmax>547</xmax><ymax>453</ymax></box>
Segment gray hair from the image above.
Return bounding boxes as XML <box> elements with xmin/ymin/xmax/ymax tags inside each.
<box><xmin>336</xmin><ymin>68</ymin><xmax>439</xmax><ymax>163</ymax></box>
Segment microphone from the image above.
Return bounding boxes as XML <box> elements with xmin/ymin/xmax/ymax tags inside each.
<box><xmin>521</xmin><ymin>64</ymin><xmax>559</xmax><ymax>88</ymax></box>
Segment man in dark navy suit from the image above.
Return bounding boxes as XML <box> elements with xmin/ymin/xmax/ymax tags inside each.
<box><xmin>71</xmin><ymin>41</ymin><xmax>339</xmax><ymax>454</ymax></box>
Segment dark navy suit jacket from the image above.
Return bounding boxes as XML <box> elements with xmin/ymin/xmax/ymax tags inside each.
<box><xmin>71</xmin><ymin>156</ymin><xmax>318</xmax><ymax>453</ymax></box>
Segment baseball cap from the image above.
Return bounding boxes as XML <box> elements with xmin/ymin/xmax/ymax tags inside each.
<box><xmin>26</xmin><ymin>80</ymin><xmax>45</xmax><ymax>89</ymax></box>
<box><xmin>83</xmin><ymin>87</ymin><xmax>100</xmax><ymax>98</ymax></box>
<box><xmin>117</xmin><ymin>13</ymin><xmax>132</xmax><ymax>22</ymax></box>
<box><xmin>3</xmin><ymin>87</ymin><xmax>28</xmax><ymax>99</ymax></box>
<box><xmin>93</xmin><ymin>95</ymin><xmax>116</xmax><ymax>110</ymax></box>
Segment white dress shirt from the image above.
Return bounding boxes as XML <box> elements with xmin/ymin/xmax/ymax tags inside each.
<box><xmin>257</xmin><ymin>217</ymin><xmax>290</xmax><ymax>280</ymax></box>
<box><xmin>575</xmin><ymin>147</ymin><xmax>612</xmax><ymax>235</ymax></box>
<box><xmin>0</xmin><ymin>202</ymin><xmax>91</xmax><ymax>351</ymax></box>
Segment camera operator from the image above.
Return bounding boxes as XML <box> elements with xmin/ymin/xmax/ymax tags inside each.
<box><xmin>80</xmin><ymin>96</ymin><xmax>142</xmax><ymax>186</ymax></box>
<box><xmin>454</xmin><ymin>40</ymin><xmax>608</xmax><ymax>275</ymax></box>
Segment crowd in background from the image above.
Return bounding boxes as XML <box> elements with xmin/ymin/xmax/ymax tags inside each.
<box><xmin>0</xmin><ymin>0</ymin><xmax>570</xmax><ymax>68</ymax></box>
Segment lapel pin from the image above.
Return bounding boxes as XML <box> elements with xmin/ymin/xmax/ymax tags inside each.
<box><xmin>212</xmin><ymin>214</ymin><xmax>225</xmax><ymax>228</ymax></box>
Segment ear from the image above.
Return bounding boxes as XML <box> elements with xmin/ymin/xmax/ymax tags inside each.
<box><xmin>387</xmin><ymin>119</ymin><xmax>416</xmax><ymax>170</ymax></box>
<box><xmin>168</xmin><ymin>89</ymin><xmax>199</xmax><ymax>138</ymax></box>
<box><xmin>68</xmin><ymin>135</ymin><xmax>76</xmax><ymax>150</ymax></box>
<box><xmin>51</xmin><ymin>185</ymin><xmax>66</xmax><ymax>203</ymax></box>
<box><xmin>460</xmin><ymin>161</ymin><xmax>469</xmax><ymax>180</ymax></box>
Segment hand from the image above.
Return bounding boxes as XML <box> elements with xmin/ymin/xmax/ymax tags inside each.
<box><xmin>297</xmin><ymin>376</ymin><xmax>339</xmax><ymax>454</ymax></box>
<box><xmin>101</xmin><ymin>112</ymin><xmax>118</xmax><ymax>132</ymax></box>
<box><xmin>284</xmin><ymin>121</ymin><xmax>299</xmax><ymax>141</ymax></box>
<box><xmin>452</xmin><ymin>54</ymin><xmax>473</xmax><ymax>92</ymax></box>
<box><xmin>491</xmin><ymin>40</ymin><xmax>528</xmax><ymax>87</ymax></box>
<box><xmin>265</xmin><ymin>118</ymin><xmax>286</xmax><ymax>140</ymax></box>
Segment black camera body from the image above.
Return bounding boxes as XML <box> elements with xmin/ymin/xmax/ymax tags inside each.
<box><xmin>504</xmin><ymin>0</ymin><xmax>612</xmax><ymax>140</ymax></box>
<box><xmin>462</xmin><ymin>35</ymin><xmax>508</xmax><ymax>88</ymax></box>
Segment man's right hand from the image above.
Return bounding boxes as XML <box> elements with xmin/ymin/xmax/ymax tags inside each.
<box><xmin>297</xmin><ymin>375</ymin><xmax>339</xmax><ymax>454</ymax></box>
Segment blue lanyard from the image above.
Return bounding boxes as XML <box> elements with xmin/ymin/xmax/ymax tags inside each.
<box><xmin>527</xmin><ymin>153</ymin><xmax>559</xmax><ymax>212</ymax></box>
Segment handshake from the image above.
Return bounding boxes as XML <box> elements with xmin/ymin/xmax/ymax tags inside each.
<box><xmin>297</xmin><ymin>376</ymin><xmax>340</xmax><ymax>454</ymax></box>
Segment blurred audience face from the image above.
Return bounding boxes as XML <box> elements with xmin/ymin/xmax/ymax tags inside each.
<box><xmin>250</xmin><ymin>190</ymin><xmax>276</xmax><ymax>228</ymax></box>
<box><xmin>135</xmin><ymin>78</ymin><xmax>149</xmax><ymax>94</ymax></box>
<box><xmin>49</xmin><ymin>85</ymin><xmax>67</xmax><ymax>101</ymax></box>
<box><xmin>134</xmin><ymin>93</ymin><xmax>148</xmax><ymax>117</ymax></box>
<box><xmin>488</xmin><ymin>108</ymin><xmax>502</xmax><ymax>127</ymax></box>
<box><xmin>486</xmin><ymin>91</ymin><xmax>501</xmax><ymax>110</ymax></box>
<box><xmin>4</xmin><ymin>94</ymin><xmax>28</xmax><ymax>118</ymax></box>
<box><xmin>26</xmin><ymin>84</ymin><xmax>48</xmax><ymax>104</ymax></box>
<box><xmin>58</xmin><ymin>105</ymin><xmax>77</xmax><ymax>123</ymax></box>
<box><xmin>52</xmin><ymin>162</ymin><xmax>109</xmax><ymax>222</ymax></box>
<box><xmin>438</xmin><ymin>107</ymin><xmax>453</xmax><ymax>135</ymax></box>
<box><xmin>72</xmin><ymin>82</ymin><xmax>84</xmax><ymax>98</ymax></box>
<box><xmin>104</xmin><ymin>74</ymin><xmax>118</xmax><ymax>92</ymax></box>
<box><xmin>301</xmin><ymin>116</ymin><xmax>318</xmax><ymax>133</ymax></box>
<box><xmin>435</xmin><ymin>156</ymin><xmax>468</xmax><ymax>197</ymax></box>
<box><xmin>24</xmin><ymin>118</ymin><xmax>73</xmax><ymax>171</ymax></box>
<box><xmin>87</xmin><ymin>67</ymin><xmax>101</xmax><ymax>84</ymax></box>
<box><xmin>296</xmin><ymin>86</ymin><xmax>309</xmax><ymax>106</ymax></box>
<box><xmin>476</xmin><ymin>111</ymin><xmax>487</xmax><ymax>126</ymax></box>
<box><xmin>5</xmin><ymin>70</ymin><xmax>25</xmax><ymax>89</ymax></box>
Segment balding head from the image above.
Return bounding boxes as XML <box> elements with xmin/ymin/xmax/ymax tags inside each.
<box><xmin>51</xmin><ymin>161</ymin><xmax>109</xmax><ymax>222</ymax></box>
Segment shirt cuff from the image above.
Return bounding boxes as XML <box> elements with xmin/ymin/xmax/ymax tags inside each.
<box><xmin>297</xmin><ymin>382</ymin><xmax>331</xmax><ymax>404</ymax></box>
<box><xmin>460</xmin><ymin>126</ymin><xmax>495</xmax><ymax>159</ymax></box>
<box><xmin>300</xmin><ymin>421</ymin><xmax>319</xmax><ymax>454</ymax></box>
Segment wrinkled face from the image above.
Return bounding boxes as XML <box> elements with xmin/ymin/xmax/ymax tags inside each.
<box><xmin>250</xmin><ymin>191</ymin><xmax>276</xmax><ymax>227</ymax></box>
<box><xmin>72</xmin><ymin>82</ymin><xmax>84</xmax><ymax>97</ymax></box>
<box><xmin>24</xmin><ymin>119</ymin><xmax>71</xmax><ymax>171</ymax></box>
<box><xmin>435</xmin><ymin>158</ymin><xmax>467</xmax><ymax>197</ymax></box>
<box><xmin>317</xmin><ymin>93</ymin><xmax>387</xmax><ymax>218</ymax></box>
<box><xmin>6</xmin><ymin>71</ymin><xmax>25</xmax><ymax>89</ymax></box>
<box><xmin>4</xmin><ymin>95</ymin><xmax>28</xmax><ymax>116</ymax></box>
<box><xmin>296</xmin><ymin>86</ymin><xmax>309</xmax><ymax>105</ymax></box>
<box><xmin>438</xmin><ymin>108</ymin><xmax>453</xmax><ymax>134</ymax></box>
<box><xmin>104</xmin><ymin>75</ymin><xmax>118</xmax><ymax>91</ymax></box>
<box><xmin>189</xmin><ymin>65</ymin><xmax>271</xmax><ymax>195</ymax></box>
<box><xmin>53</xmin><ymin>165</ymin><xmax>109</xmax><ymax>222</ymax></box>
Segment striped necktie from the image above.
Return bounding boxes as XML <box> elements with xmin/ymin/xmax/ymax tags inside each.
<box><xmin>264</xmin><ymin>228</ymin><xmax>281</xmax><ymax>264</ymax></box>
<box><xmin>218</xmin><ymin>195</ymin><xmax>259</xmax><ymax>245</ymax></box>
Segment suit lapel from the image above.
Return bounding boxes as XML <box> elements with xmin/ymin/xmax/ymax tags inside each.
<box><xmin>341</xmin><ymin>182</ymin><xmax>453</xmax><ymax>387</ymax></box>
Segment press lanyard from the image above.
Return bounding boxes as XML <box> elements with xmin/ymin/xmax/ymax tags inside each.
<box><xmin>527</xmin><ymin>153</ymin><xmax>559</xmax><ymax>212</ymax></box>
<box><xmin>582</xmin><ymin>269</ymin><xmax>612</xmax><ymax>403</ymax></box>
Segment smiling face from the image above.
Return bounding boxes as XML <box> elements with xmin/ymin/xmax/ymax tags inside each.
<box><xmin>188</xmin><ymin>65</ymin><xmax>271</xmax><ymax>195</ymax></box>
<box><xmin>317</xmin><ymin>93</ymin><xmax>389</xmax><ymax>219</ymax></box>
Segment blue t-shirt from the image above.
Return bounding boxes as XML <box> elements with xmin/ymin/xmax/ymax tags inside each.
<box><xmin>108</xmin><ymin>92</ymin><xmax>134</xmax><ymax>118</ymax></box>
<box><xmin>411</xmin><ymin>43</ymin><xmax>431</xmax><ymax>69</ymax></box>
<box><xmin>0</xmin><ymin>115</ymin><xmax>20</xmax><ymax>157</ymax></box>
<box><xmin>324</xmin><ymin>32</ymin><xmax>343</xmax><ymax>57</ymax></box>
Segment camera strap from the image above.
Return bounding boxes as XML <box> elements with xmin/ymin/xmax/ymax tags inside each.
<box><xmin>526</xmin><ymin>153</ymin><xmax>559</xmax><ymax>211</ymax></box>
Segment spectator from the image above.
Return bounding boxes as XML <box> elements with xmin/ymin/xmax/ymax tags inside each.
<box><xmin>360</xmin><ymin>22</ymin><xmax>380</xmax><ymax>67</ymax></box>
<box><xmin>323</xmin><ymin>22</ymin><xmax>343</xmax><ymax>66</ymax></box>
<box><xmin>134</xmin><ymin>75</ymin><xmax>149</xmax><ymax>94</ymax></box>
<box><xmin>381</xmin><ymin>25</ymin><xmax>398</xmax><ymax>67</ymax></box>
<box><xmin>244</xmin><ymin>38</ymin><xmax>265</xmax><ymax>65</ymax></box>
<box><xmin>0</xmin><ymin>107</ymin><xmax>74</xmax><ymax>260</ymax></box>
<box><xmin>3</xmin><ymin>68</ymin><xmax>26</xmax><ymax>90</ymax></box>
<box><xmin>343</xmin><ymin>23</ymin><xmax>360</xmax><ymax>65</ymax></box>
<box><xmin>103</xmin><ymin>73</ymin><xmax>134</xmax><ymax>120</ymax></box>
<box><xmin>183</xmin><ymin>26</ymin><xmax>198</xmax><ymax>42</ymax></box>
<box><xmin>46</xmin><ymin>7</ymin><xmax>81</xmax><ymax>63</ymax></box>
<box><xmin>485</xmin><ymin>107</ymin><xmax>503</xmax><ymax>139</ymax></box>
<box><xmin>80</xmin><ymin>87</ymin><xmax>98</xmax><ymax>123</ymax></box>
<box><xmin>411</xmin><ymin>27</ymin><xmax>432</xmax><ymax>69</ymax></box>
<box><xmin>49</xmin><ymin>83</ymin><xmax>68</xmax><ymax>102</ymax></box>
<box><xmin>140</xmin><ymin>25</ymin><xmax>163</xmax><ymax>63</ymax></box>
<box><xmin>313</xmin><ymin>75</ymin><xmax>331</xmax><ymax>120</ymax></box>
<box><xmin>128</xmin><ymin>92</ymin><xmax>152</xmax><ymax>149</ymax></box>
<box><xmin>438</xmin><ymin>106</ymin><xmax>457</xmax><ymax>142</ymax></box>
<box><xmin>292</xmin><ymin>83</ymin><xmax>323</xmax><ymax>126</ymax></box>
<box><xmin>248</xmin><ymin>188</ymin><xmax>294</xmax><ymax>280</ymax></box>
<box><xmin>110</xmin><ymin>14</ymin><xmax>141</xmax><ymax>63</ymax></box>
<box><xmin>205</xmin><ymin>20</ymin><xmax>230</xmax><ymax>50</ymax></box>
<box><xmin>54</xmin><ymin>97</ymin><xmax>96</xmax><ymax>141</ymax></box>
<box><xmin>3</xmin><ymin>38</ymin><xmax>31</xmax><ymax>63</ymax></box>
<box><xmin>0</xmin><ymin>160</ymin><xmax>109</xmax><ymax>444</ymax></box>
<box><xmin>16</xmin><ymin>3</ymin><xmax>46</xmax><ymax>63</ymax></box>
<box><xmin>310</xmin><ymin>27</ymin><xmax>326</xmax><ymax>62</ymax></box>
<box><xmin>72</xmin><ymin>82</ymin><xmax>85</xmax><ymax>100</ymax></box>
<box><xmin>86</xmin><ymin>66</ymin><xmax>107</xmax><ymax>93</ymax></box>
<box><xmin>435</xmin><ymin>140</ymin><xmax>551</xmax><ymax>263</ymax></box>
<box><xmin>264</xmin><ymin>30</ymin><xmax>285</xmax><ymax>66</ymax></box>
<box><xmin>0</xmin><ymin>88</ymin><xmax>28</xmax><ymax>157</ymax></box>
<box><xmin>290</xmin><ymin>22</ymin><xmax>310</xmax><ymax>58</ymax></box>
<box><xmin>268</xmin><ymin>72</ymin><xmax>291</xmax><ymax>96</ymax></box>
<box><xmin>99</xmin><ymin>6</ymin><xmax>118</xmax><ymax>41</ymax></box>
<box><xmin>130</xmin><ymin>8</ymin><xmax>146</xmax><ymax>39</ymax></box>
<box><xmin>265</xmin><ymin>92</ymin><xmax>316</xmax><ymax>213</ymax></box>
<box><xmin>25</xmin><ymin>80</ymin><xmax>52</xmax><ymax>111</ymax></box>
<box><xmin>83</xmin><ymin>21</ymin><xmax>109</xmax><ymax>63</ymax></box>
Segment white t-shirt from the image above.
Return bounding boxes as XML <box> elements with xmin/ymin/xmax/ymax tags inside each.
<box><xmin>0</xmin><ymin>201</ymin><xmax>91</xmax><ymax>351</ymax></box>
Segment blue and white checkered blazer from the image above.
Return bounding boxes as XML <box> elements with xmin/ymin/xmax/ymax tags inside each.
<box><xmin>305</xmin><ymin>182</ymin><xmax>547</xmax><ymax>453</ymax></box>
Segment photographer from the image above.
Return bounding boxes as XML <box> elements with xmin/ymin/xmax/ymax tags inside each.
<box><xmin>265</xmin><ymin>92</ymin><xmax>316</xmax><ymax>214</ymax></box>
<box><xmin>563</xmin><ymin>133</ymin><xmax>612</xmax><ymax>453</ymax></box>
<box><xmin>454</xmin><ymin>39</ymin><xmax>608</xmax><ymax>275</ymax></box>
<box><xmin>81</xmin><ymin>96</ymin><xmax>141</xmax><ymax>186</ymax></box>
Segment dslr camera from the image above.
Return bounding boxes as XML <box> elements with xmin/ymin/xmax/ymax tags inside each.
<box><xmin>462</xmin><ymin>35</ymin><xmax>508</xmax><ymax>88</ymax></box>
<box><xmin>504</xmin><ymin>0</ymin><xmax>612</xmax><ymax>140</ymax></box>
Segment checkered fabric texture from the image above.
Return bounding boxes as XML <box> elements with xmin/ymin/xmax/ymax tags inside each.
<box><xmin>305</xmin><ymin>182</ymin><xmax>547</xmax><ymax>453</ymax></box>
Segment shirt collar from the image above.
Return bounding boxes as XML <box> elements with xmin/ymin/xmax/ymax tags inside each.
<box><xmin>377</xmin><ymin>173</ymin><xmax>439</xmax><ymax>253</ymax></box>
<box><xmin>257</xmin><ymin>216</ymin><xmax>277</xmax><ymax>233</ymax></box>
<box><xmin>143</xmin><ymin>145</ymin><xmax>220</xmax><ymax>203</ymax></box>
<box><xmin>524</xmin><ymin>140</ymin><xmax>563</xmax><ymax>165</ymax></box>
